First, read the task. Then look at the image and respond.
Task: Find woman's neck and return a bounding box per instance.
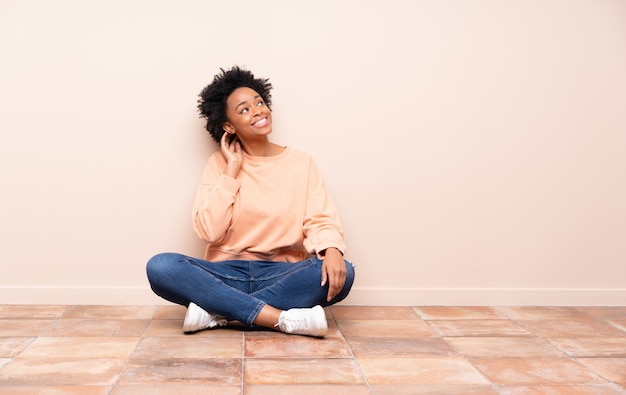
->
[241,139,285,157]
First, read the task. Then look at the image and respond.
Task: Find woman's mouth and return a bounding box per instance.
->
[253,117,268,127]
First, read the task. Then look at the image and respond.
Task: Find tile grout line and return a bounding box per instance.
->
[472,307,626,391]
[428,318,504,394]
[414,307,531,394]
[0,305,54,377]
[334,316,376,395]
[106,305,156,394]
[571,355,626,390]
[2,305,626,392]
[567,309,626,389]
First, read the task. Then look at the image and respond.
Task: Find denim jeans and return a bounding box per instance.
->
[146,252,355,326]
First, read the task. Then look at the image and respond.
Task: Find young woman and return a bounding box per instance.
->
[146,66,355,337]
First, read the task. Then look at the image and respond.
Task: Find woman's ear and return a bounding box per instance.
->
[223,122,235,135]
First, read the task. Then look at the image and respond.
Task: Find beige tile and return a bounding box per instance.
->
[245,358,364,385]
[245,384,371,395]
[577,358,626,386]
[548,337,626,357]
[414,306,504,320]
[18,337,139,359]
[329,306,418,320]
[320,319,344,338]
[64,305,158,320]
[245,335,351,358]
[496,307,592,321]
[142,318,186,336]
[244,320,343,338]
[132,336,241,359]
[4,303,625,394]
[0,320,55,336]
[499,384,626,394]
[0,386,111,395]
[371,384,499,394]
[576,307,626,320]
[446,336,565,358]
[0,357,11,369]
[0,305,71,319]
[235,327,285,338]
[337,319,435,338]
[325,319,343,337]
[347,336,454,358]
[153,304,186,319]
[0,358,125,385]
[143,319,242,337]
[111,385,242,395]
[41,319,149,337]
[0,337,34,358]
[518,317,626,338]
[428,319,530,337]
[357,357,488,385]
[118,358,241,385]
[471,358,606,385]
[607,319,626,332]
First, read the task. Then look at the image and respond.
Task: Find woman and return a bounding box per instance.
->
[146,66,355,337]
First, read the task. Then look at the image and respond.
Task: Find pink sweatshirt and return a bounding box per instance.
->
[192,147,346,263]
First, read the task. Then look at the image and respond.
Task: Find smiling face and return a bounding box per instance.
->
[223,87,272,141]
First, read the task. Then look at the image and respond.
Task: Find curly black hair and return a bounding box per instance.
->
[197,66,273,143]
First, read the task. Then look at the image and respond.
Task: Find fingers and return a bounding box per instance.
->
[221,133,235,149]
[220,132,230,149]
[221,133,242,160]
[327,279,344,302]
[322,255,347,302]
[325,266,346,302]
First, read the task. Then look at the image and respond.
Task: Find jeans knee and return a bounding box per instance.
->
[345,260,356,286]
[146,252,180,284]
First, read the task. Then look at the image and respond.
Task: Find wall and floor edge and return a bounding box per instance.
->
[1,286,625,306]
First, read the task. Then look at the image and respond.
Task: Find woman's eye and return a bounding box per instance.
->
[257,101,263,106]
[240,108,248,114]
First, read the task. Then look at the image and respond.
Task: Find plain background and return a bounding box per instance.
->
[1,0,625,305]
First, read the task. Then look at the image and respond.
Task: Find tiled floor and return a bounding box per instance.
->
[1,305,626,394]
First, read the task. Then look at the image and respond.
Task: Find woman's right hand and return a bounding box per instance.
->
[221,132,243,178]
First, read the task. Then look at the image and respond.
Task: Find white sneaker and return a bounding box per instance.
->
[183,302,228,333]
[277,305,328,337]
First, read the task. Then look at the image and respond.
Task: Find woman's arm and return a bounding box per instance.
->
[302,159,346,257]
[302,158,347,301]
[192,134,243,242]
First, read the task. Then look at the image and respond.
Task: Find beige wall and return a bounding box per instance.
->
[1,0,625,305]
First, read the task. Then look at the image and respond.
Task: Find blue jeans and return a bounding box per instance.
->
[146,253,355,326]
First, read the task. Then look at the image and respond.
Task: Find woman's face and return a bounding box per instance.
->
[223,87,272,140]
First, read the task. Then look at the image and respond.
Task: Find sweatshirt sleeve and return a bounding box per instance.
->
[302,158,346,258]
[192,154,241,243]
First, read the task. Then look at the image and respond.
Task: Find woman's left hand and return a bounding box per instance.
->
[321,248,346,302]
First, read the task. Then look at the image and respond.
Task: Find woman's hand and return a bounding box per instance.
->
[321,248,346,302]
[221,133,243,178]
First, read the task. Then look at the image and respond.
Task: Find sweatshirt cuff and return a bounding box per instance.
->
[316,244,346,259]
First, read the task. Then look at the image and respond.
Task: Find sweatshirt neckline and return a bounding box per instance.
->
[243,146,290,163]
